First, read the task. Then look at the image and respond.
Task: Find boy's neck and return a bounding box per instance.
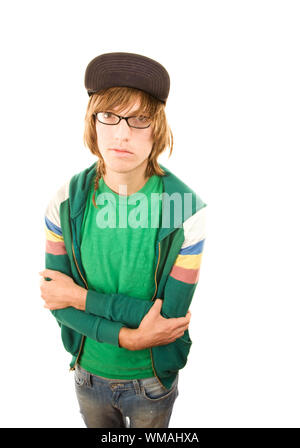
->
[102,162,150,196]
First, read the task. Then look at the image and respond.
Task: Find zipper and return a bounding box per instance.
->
[69,234,88,372]
[151,242,161,302]
[71,239,88,289]
[149,242,168,391]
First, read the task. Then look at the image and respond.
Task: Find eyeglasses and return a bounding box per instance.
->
[94,111,152,129]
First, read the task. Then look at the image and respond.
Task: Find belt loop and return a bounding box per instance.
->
[133,379,141,395]
[86,371,91,387]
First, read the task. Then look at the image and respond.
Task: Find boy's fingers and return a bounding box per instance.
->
[169,316,189,326]
[154,298,163,307]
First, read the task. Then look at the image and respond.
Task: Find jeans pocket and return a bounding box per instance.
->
[141,375,178,401]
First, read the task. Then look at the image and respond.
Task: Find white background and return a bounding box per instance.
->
[0,0,299,428]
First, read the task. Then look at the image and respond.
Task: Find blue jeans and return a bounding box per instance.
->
[74,364,179,428]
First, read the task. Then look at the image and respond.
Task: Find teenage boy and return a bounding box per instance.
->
[40,52,207,428]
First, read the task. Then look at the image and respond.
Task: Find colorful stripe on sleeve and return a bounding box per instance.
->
[169,206,206,284]
[45,216,67,255]
[44,180,70,256]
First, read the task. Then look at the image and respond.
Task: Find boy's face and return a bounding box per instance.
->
[95,98,154,176]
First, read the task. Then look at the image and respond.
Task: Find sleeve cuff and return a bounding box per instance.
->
[86,289,109,317]
[96,319,125,347]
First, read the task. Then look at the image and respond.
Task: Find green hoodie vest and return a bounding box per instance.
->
[44,161,207,390]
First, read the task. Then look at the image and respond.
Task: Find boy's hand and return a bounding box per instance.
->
[39,269,86,310]
[123,298,191,350]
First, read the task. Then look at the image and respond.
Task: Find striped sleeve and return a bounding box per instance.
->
[44,180,70,255]
[43,178,126,347]
[169,205,206,285]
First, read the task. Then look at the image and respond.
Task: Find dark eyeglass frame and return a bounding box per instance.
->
[93,111,152,129]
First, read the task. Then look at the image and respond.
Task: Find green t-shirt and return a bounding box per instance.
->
[78,174,163,379]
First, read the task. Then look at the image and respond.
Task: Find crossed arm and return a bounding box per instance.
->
[39,268,191,350]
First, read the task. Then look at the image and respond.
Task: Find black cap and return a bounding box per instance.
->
[84,52,170,104]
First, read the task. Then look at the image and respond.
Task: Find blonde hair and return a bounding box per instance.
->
[83,86,173,207]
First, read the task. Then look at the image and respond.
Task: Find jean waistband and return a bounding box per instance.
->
[75,363,178,388]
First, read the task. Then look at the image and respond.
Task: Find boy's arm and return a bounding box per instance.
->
[161,204,207,319]
[45,214,153,331]
[44,178,155,331]
[149,204,207,377]
[45,235,127,347]
[44,182,135,347]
